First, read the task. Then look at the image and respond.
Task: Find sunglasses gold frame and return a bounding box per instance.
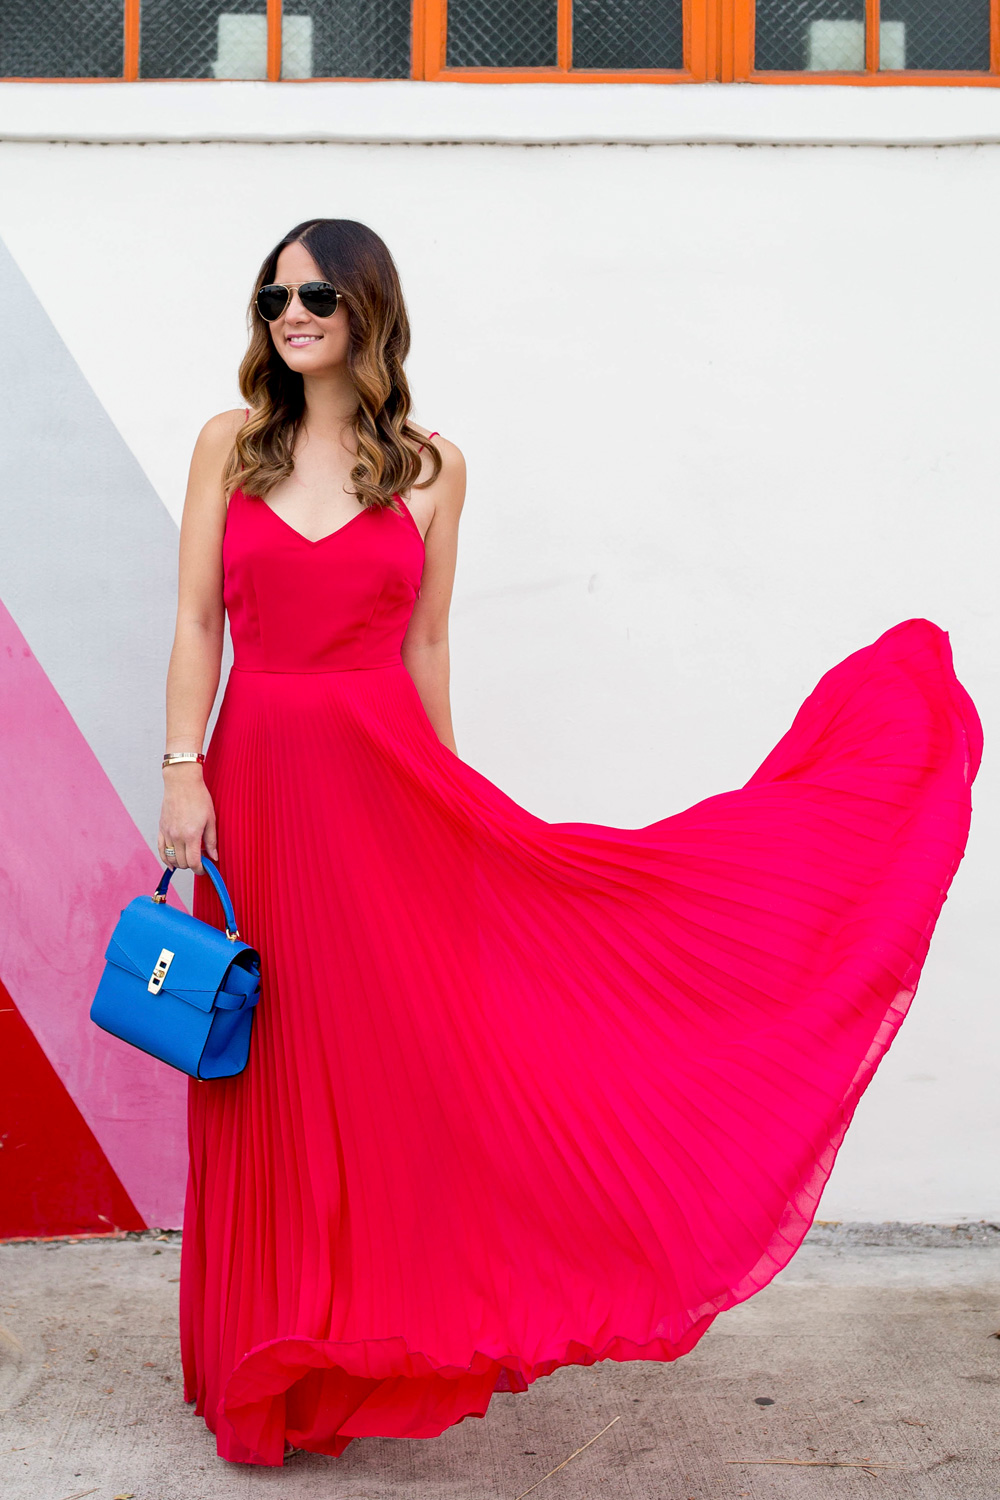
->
[256,281,342,321]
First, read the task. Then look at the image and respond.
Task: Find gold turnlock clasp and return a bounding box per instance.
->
[148,947,175,994]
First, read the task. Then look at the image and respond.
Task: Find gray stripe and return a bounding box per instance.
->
[0,235,229,859]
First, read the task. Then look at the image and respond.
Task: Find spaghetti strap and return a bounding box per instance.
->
[417,430,440,454]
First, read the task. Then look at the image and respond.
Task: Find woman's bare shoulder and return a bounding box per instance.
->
[418,432,466,527]
[182,410,247,514]
[432,435,466,497]
[409,422,465,477]
[196,407,247,454]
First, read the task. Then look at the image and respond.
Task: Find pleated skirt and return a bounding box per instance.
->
[180,617,981,1465]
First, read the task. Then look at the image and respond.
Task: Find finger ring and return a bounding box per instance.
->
[164,846,177,857]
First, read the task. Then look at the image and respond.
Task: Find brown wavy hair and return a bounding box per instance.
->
[223,218,441,507]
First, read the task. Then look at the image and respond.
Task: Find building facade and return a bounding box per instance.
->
[0,2,997,1237]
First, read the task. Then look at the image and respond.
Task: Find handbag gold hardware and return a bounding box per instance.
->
[148,947,175,994]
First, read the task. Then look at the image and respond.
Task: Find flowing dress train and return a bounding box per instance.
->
[180,479,982,1464]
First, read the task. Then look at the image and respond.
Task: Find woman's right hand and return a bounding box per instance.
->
[159,766,219,875]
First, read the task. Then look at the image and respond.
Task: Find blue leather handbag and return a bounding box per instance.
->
[90,854,262,1080]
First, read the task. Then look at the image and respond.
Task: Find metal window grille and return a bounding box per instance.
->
[879,0,991,70]
[280,1,411,79]
[572,0,684,69]
[755,0,867,71]
[140,0,266,79]
[445,0,559,69]
[1,0,124,78]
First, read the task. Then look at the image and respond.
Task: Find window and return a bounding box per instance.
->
[739,0,995,77]
[2,1,997,82]
[138,1,411,79]
[428,0,692,76]
[2,1,125,78]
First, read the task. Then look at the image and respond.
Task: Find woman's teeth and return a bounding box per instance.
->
[288,335,321,346]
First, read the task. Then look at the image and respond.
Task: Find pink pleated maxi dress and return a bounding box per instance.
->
[180,469,982,1465]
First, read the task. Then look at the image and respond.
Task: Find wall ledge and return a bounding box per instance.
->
[1,79,1000,147]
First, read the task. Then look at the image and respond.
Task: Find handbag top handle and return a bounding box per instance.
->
[152,853,241,940]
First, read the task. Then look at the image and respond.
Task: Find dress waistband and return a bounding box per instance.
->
[230,660,405,676]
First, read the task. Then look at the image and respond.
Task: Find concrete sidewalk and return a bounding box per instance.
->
[1,1224,998,1500]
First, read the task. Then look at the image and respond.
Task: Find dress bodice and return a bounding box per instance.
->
[223,486,425,673]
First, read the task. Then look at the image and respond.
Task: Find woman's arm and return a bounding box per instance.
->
[400,438,467,754]
[159,409,243,873]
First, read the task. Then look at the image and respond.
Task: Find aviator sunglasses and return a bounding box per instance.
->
[256,280,342,322]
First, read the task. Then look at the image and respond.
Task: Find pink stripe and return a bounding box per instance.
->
[0,598,187,1227]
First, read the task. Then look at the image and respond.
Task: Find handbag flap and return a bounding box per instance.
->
[104,894,260,1013]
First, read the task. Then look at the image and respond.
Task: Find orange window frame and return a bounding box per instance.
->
[422,0,1000,85]
[2,0,998,85]
[724,0,1000,83]
[414,0,713,81]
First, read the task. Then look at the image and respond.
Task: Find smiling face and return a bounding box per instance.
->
[266,241,351,376]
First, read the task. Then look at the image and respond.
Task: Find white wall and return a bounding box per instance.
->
[1,86,996,1221]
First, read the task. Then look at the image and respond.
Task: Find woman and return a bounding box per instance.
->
[163,217,981,1467]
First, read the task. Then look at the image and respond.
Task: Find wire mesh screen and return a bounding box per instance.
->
[446,0,558,68]
[573,0,684,69]
[754,0,867,70]
[141,0,267,78]
[879,0,990,69]
[1,0,123,77]
[280,1,411,78]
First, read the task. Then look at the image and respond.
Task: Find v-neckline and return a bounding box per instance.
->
[250,490,426,549]
[259,498,369,547]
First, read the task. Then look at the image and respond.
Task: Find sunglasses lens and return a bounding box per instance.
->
[299,282,340,318]
[256,285,289,321]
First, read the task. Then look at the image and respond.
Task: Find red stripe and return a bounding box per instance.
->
[0,977,145,1239]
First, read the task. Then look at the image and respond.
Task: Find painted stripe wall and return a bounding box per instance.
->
[0,122,997,1233]
[0,243,193,1234]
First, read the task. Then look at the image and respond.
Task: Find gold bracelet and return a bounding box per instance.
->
[162,751,205,768]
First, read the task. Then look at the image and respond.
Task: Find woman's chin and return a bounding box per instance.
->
[278,349,340,374]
